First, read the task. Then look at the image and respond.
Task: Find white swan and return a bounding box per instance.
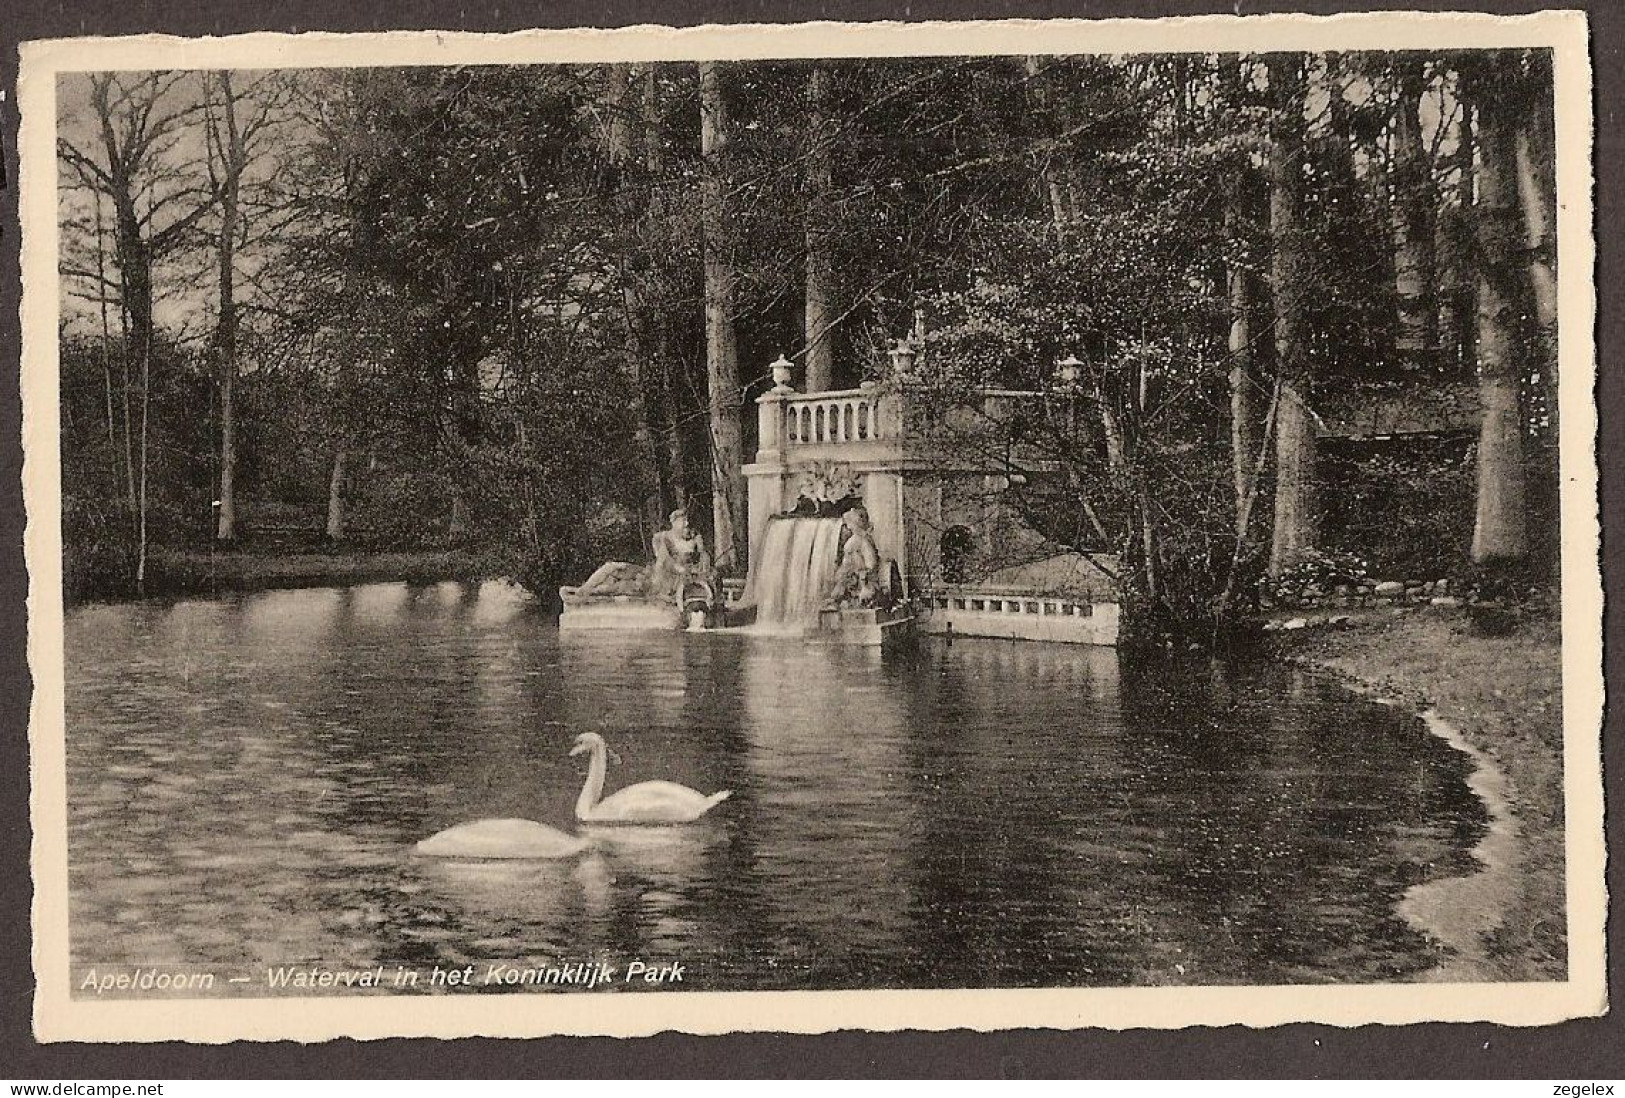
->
[570,732,732,825]
[414,818,589,860]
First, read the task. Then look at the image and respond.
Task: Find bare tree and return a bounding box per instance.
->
[58,72,215,588]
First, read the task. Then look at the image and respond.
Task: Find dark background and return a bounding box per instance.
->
[2,0,1619,1079]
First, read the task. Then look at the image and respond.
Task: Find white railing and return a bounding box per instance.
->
[783,388,888,446]
[919,587,1098,618]
[912,584,1120,645]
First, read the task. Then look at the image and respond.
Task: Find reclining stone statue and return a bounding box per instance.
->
[562,508,717,619]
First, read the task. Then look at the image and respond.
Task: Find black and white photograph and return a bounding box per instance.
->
[18,12,1604,1041]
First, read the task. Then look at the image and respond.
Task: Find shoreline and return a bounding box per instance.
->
[69,546,506,605]
[1275,606,1566,983]
[1396,708,1523,983]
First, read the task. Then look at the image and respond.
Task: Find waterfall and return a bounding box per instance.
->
[742,516,845,628]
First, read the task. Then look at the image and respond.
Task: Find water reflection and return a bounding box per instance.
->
[347,581,411,624]
[64,582,1486,993]
[415,854,610,947]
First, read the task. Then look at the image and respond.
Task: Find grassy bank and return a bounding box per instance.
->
[1276,606,1566,981]
[141,546,505,598]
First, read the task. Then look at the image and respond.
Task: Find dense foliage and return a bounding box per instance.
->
[56,51,1560,629]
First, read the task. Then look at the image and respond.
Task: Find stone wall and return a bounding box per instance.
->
[1261,577,1461,612]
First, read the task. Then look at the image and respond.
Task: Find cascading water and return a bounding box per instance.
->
[741,516,845,630]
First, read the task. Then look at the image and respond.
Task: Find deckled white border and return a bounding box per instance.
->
[21,11,1605,1042]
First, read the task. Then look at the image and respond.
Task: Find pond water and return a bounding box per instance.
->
[64,580,1486,994]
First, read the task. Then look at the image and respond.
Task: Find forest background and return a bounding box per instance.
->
[54,50,1560,639]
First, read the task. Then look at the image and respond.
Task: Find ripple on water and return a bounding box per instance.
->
[63,592,1488,990]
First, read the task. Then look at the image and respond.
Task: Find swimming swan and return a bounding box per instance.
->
[570,732,732,824]
[414,818,589,860]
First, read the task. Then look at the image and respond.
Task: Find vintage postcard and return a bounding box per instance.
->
[19,11,1604,1042]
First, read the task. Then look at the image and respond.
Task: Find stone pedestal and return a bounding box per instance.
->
[811,605,915,648]
[559,598,683,632]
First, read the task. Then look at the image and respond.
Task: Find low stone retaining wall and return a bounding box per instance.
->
[916,588,1121,646]
[1263,577,1460,612]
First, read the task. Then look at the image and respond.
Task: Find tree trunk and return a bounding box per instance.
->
[1438,97,1477,375]
[1219,60,1258,534]
[326,446,347,541]
[448,486,469,544]
[1463,58,1530,564]
[698,61,747,574]
[113,192,152,565]
[1226,210,1257,532]
[1515,55,1557,338]
[803,65,837,393]
[643,65,663,170]
[1098,400,1126,474]
[1391,56,1438,370]
[135,310,152,594]
[1515,133,1557,335]
[645,66,689,509]
[445,347,482,544]
[605,63,632,157]
[1024,56,1072,233]
[118,302,138,547]
[1270,394,1318,575]
[1514,52,1557,445]
[1319,54,1359,196]
[1266,53,1318,578]
[92,194,123,502]
[113,198,155,357]
[218,344,236,540]
[607,63,674,526]
[1217,378,1284,624]
[211,72,245,543]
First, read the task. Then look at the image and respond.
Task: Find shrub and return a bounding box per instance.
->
[1262,548,1370,602]
[62,494,134,601]
[1320,439,1476,578]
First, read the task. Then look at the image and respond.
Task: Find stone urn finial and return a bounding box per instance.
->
[770,354,795,394]
[886,337,918,380]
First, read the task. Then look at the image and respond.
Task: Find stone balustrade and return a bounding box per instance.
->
[783,388,889,447]
[755,381,1056,462]
[754,383,905,462]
